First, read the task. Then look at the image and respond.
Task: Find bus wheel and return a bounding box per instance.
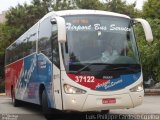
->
[42,90,53,119]
[11,88,20,107]
[101,110,110,114]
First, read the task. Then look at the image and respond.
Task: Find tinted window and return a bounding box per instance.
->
[52,24,59,68]
[38,17,52,60]
[38,17,60,68]
[62,15,140,72]
[26,25,37,55]
[5,24,38,65]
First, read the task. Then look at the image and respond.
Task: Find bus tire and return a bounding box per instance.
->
[101,110,110,114]
[11,88,20,107]
[42,89,53,120]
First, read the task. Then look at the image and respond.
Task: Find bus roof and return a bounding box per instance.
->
[56,9,130,18]
[40,9,130,22]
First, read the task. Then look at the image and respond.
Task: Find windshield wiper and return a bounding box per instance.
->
[75,63,108,74]
[72,64,139,74]
[107,66,139,72]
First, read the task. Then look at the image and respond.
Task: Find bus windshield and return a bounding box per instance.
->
[62,15,140,72]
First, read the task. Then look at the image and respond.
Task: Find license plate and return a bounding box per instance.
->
[102,98,116,104]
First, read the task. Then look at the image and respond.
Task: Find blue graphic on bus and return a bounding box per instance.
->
[96,72,141,91]
[16,53,55,108]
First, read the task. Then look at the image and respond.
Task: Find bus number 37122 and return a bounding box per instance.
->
[75,76,95,83]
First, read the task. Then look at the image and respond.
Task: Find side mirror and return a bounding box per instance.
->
[134,18,153,42]
[51,16,66,43]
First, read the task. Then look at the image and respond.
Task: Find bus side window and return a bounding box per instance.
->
[38,17,52,60]
[26,25,37,55]
[5,49,10,65]
[51,24,60,68]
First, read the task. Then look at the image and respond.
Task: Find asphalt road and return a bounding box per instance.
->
[0,96,160,120]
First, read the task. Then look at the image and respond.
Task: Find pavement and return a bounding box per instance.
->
[0,95,160,120]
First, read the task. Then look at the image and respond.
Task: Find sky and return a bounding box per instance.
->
[0,0,32,13]
[0,0,146,14]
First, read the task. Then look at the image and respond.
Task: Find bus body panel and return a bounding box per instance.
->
[61,71,144,111]
[52,64,62,110]
[82,93,133,111]
[67,73,141,91]
[5,14,62,110]
[81,90,143,111]
[37,53,55,107]
[5,59,23,97]
[5,53,57,108]
[129,90,144,107]
[16,54,37,103]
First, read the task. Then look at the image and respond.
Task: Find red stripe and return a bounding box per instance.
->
[67,74,109,90]
[5,60,23,96]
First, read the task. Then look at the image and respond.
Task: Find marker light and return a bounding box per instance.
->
[64,84,86,94]
[130,82,143,92]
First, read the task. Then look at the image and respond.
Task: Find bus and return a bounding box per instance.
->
[5,10,153,116]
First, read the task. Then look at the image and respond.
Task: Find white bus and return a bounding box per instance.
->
[5,10,153,118]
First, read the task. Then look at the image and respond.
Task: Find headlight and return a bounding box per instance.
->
[130,82,143,92]
[64,84,86,94]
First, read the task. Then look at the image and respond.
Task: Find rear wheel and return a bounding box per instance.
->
[11,88,20,107]
[101,110,110,114]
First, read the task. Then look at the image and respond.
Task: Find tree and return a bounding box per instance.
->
[76,0,105,10]
[5,0,77,43]
[0,23,11,80]
[143,0,160,19]
[53,0,77,10]
[0,23,12,55]
[104,0,138,17]
[136,0,160,81]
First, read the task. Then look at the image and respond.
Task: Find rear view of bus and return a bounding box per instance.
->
[58,10,153,112]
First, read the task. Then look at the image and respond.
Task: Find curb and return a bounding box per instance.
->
[0,93,6,96]
[144,89,160,96]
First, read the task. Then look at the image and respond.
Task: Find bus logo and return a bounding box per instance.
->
[103,76,113,79]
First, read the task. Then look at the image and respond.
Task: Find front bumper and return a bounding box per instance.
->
[63,90,144,111]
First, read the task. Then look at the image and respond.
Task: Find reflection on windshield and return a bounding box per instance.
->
[62,15,140,72]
